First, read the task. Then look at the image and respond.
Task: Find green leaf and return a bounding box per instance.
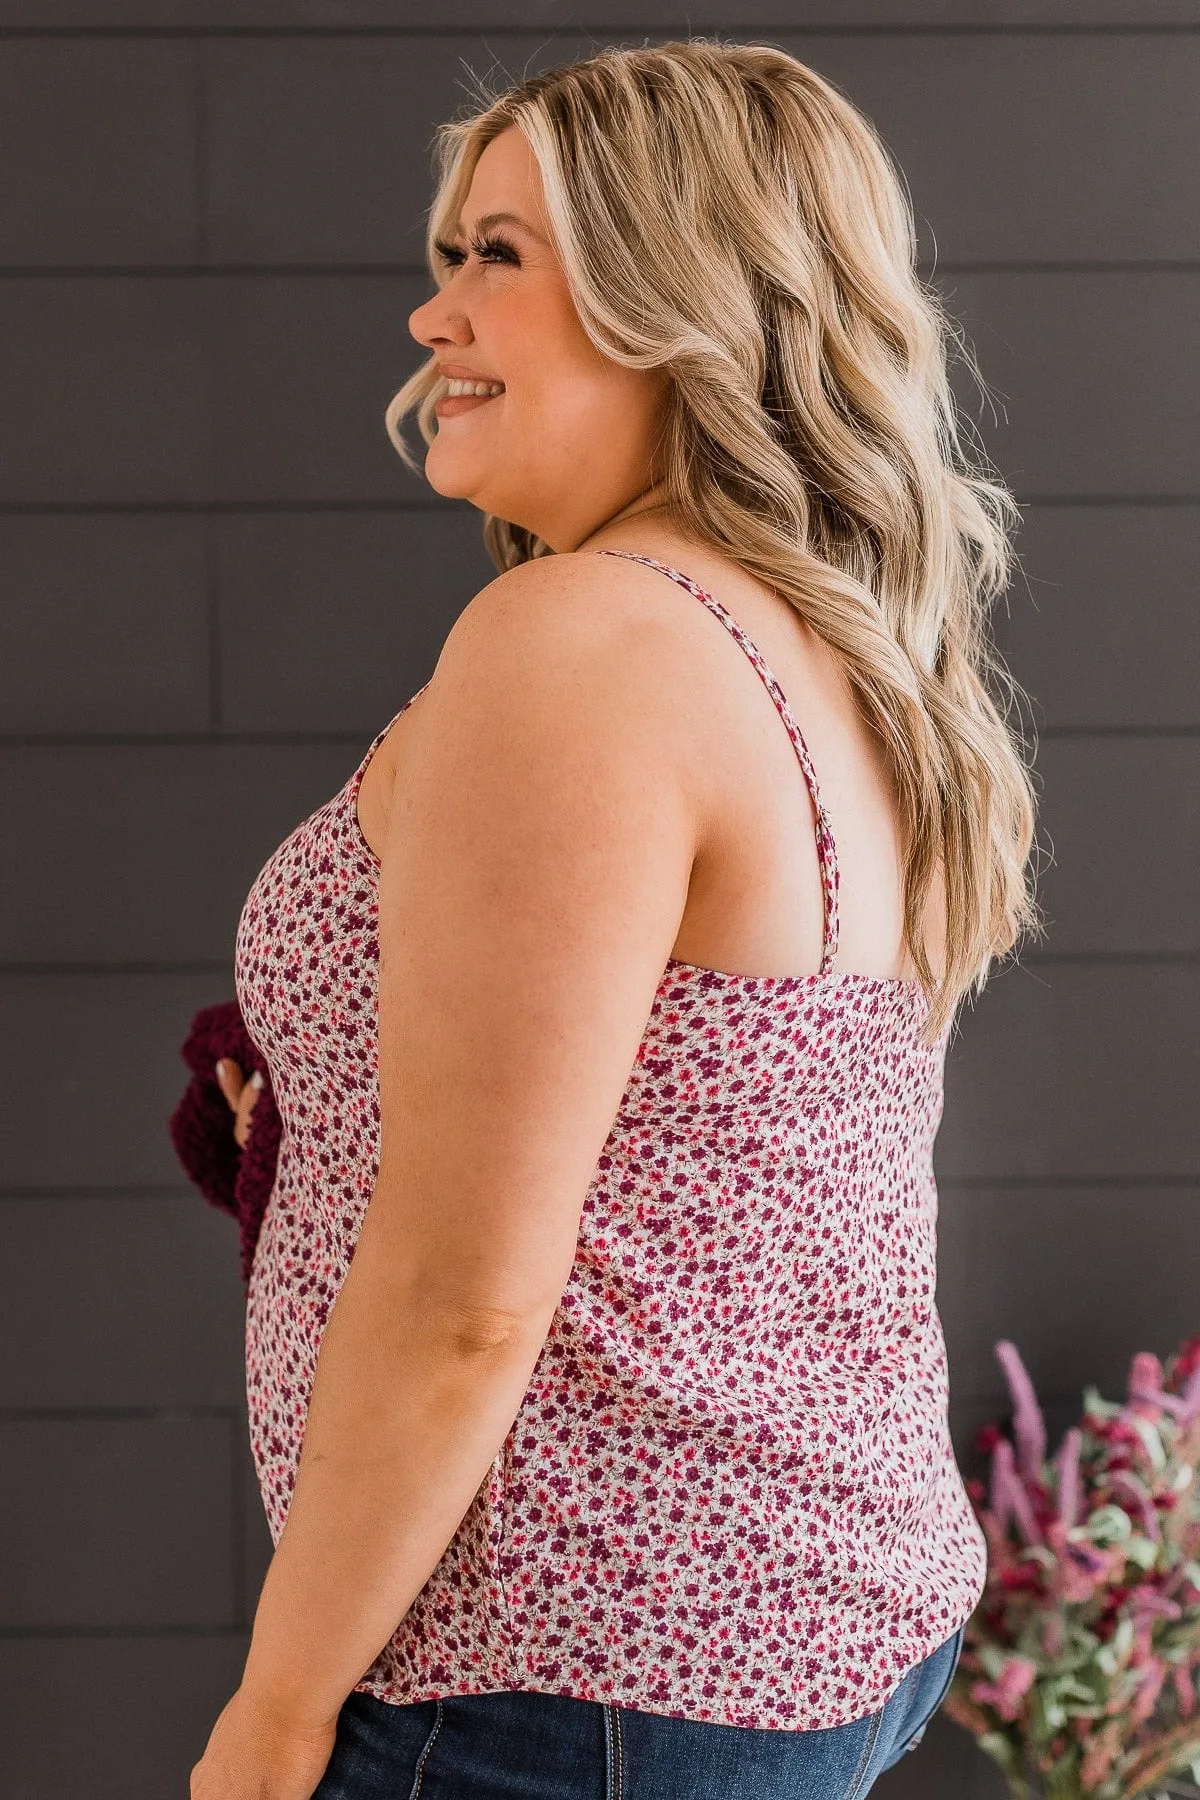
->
[1126,1414,1168,1470]
[1087,1504,1134,1545]
[1054,1676,1102,1704]
[979,1731,1019,1772]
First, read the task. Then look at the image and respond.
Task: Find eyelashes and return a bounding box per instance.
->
[431,232,521,270]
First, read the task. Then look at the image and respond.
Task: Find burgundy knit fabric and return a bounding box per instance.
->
[168,999,282,1286]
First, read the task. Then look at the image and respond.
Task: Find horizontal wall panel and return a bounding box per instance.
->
[3,967,1195,1192]
[4,273,1195,503]
[0,1415,235,1627]
[4,725,1193,964]
[0,1635,251,1800]
[202,32,1200,266]
[0,276,427,504]
[995,504,1200,729]
[0,515,210,733]
[205,34,497,266]
[215,507,491,731]
[0,274,1179,505]
[219,505,1200,735]
[0,742,363,961]
[937,1182,1200,1404]
[937,962,1200,1181]
[0,40,197,265]
[0,279,211,504]
[0,972,234,1187]
[203,275,427,501]
[2,3,1198,28]
[1032,737,1200,953]
[804,32,1200,266]
[944,272,1200,498]
[0,1197,245,1407]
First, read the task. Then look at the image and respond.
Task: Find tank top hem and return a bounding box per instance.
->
[347,1558,986,1732]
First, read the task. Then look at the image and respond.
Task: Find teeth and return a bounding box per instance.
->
[446,379,504,397]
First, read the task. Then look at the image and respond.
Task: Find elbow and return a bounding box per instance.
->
[424,1295,554,1360]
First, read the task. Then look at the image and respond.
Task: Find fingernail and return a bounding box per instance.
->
[249,1070,264,1090]
[214,1060,225,1081]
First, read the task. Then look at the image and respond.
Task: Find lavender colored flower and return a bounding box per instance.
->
[989,1436,1044,1547]
[1108,1469,1162,1543]
[950,1332,1200,1800]
[995,1339,1047,1488]
[1053,1426,1082,1528]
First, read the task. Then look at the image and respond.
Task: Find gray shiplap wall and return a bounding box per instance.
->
[1,9,1197,1795]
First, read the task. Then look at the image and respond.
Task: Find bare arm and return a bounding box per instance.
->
[235,555,700,1728]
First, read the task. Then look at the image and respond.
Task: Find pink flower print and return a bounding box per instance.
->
[230,577,989,1734]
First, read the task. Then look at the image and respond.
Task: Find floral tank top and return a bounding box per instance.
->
[234,549,987,1733]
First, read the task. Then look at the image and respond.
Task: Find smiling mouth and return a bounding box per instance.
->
[435,389,505,417]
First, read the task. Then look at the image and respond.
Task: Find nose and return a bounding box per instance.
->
[408,290,471,351]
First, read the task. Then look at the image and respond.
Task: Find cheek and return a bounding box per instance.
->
[511,370,613,443]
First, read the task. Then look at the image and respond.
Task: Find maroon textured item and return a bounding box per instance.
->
[167,999,282,1286]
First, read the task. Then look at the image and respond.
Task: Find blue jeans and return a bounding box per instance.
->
[312,1624,965,1799]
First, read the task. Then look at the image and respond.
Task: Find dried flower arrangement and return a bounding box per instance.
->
[945,1334,1200,1800]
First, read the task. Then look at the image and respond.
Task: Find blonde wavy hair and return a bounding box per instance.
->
[385,37,1039,1041]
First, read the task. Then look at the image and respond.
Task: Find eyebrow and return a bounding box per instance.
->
[452,209,549,246]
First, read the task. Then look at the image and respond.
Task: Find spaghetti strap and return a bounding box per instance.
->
[595,548,840,975]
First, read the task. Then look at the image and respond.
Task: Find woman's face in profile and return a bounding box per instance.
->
[407,124,670,551]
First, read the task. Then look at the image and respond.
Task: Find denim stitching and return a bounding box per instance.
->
[603,1704,624,1800]
[408,1699,444,1800]
[929,1627,965,1717]
[842,1706,885,1800]
[904,1624,966,1754]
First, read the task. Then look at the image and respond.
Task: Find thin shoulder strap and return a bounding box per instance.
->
[596,549,840,975]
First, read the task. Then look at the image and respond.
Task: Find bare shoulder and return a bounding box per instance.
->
[430,550,702,720]
[375,549,706,947]
[445,549,686,655]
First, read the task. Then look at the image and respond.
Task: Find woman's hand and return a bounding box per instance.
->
[189,1685,339,1800]
[215,1057,264,1149]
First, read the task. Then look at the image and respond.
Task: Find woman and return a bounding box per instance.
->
[192,38,1037,1800]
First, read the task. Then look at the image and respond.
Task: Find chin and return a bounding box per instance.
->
[426,448,521,520]
[422,444,481,502]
